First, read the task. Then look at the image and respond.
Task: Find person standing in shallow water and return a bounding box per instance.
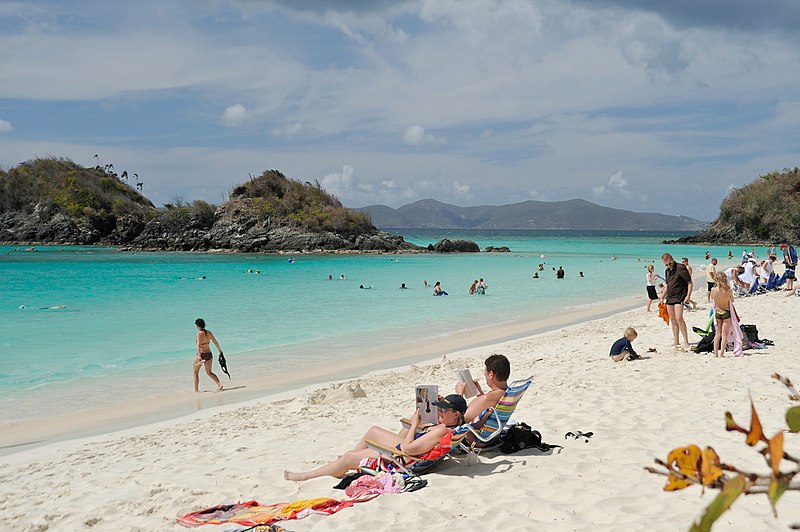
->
[194,318,224,392]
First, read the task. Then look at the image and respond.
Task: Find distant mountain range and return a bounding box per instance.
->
[355,198,707,231]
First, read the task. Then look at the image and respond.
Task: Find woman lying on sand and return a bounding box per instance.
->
[284,395,468,481]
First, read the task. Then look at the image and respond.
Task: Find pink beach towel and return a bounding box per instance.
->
[728,301,744,357]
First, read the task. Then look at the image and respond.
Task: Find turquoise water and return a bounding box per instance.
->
[0,232,766,422]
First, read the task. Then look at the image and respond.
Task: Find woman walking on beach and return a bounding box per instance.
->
[194,318,224,392]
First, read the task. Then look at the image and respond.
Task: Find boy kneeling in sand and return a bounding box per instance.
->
[609,327,640,362]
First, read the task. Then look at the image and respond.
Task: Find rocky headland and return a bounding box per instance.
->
[665,167,800,245]
[0,158,420,252]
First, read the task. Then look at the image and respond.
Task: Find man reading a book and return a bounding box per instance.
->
[456,354,510,422]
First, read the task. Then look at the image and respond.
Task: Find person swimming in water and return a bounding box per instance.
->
[194,318,224,392]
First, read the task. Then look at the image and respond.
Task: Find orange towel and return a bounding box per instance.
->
[178,498,357,527]
[658,302,670,325]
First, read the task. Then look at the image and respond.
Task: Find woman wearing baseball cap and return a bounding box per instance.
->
[284,394,467,482]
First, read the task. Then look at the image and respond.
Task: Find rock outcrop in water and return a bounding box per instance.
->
[426,238,481,252]
[665,167,800,245]
[0,158,421,252]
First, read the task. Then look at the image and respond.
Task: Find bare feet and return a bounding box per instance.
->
[217,384,224,392]
[284,470,306,481]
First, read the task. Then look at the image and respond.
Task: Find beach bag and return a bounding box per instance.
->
[499,423,561,453]
[790,245,798,266]
[693,333,715,353]
[740,324,760,343]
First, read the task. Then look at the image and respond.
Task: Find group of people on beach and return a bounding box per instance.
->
[636,244,797,359]
[283,354,512,481]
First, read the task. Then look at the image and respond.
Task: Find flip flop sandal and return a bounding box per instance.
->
[565,431,594,443]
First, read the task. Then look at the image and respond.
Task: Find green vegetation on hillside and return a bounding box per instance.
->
[0,158,381,246]
[704,167,800,242]
[0,157,155,220]
[229,169,375,235]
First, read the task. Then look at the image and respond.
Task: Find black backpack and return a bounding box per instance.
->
[499,422,562,453]
[740,324,760,343]
[693,332,715,353]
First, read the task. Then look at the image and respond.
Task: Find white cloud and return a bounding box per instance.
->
[453,181,471,195]
[594,170,633,199]
[608,170,628,189]
[528,189,548,201]
[0,118,12,132]
[403,125,445,146]
[320,164,356,197]
[221,104,249,127]
[271,121,315,138]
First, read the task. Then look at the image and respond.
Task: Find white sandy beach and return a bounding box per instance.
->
[2,287,800,531]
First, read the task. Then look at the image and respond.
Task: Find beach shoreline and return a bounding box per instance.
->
[1,263,720,456]
[2,280,800,530]
[1,290,648,455]
[2,283,800,531]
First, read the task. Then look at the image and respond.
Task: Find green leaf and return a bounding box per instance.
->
[689,475,746,532]
[768,476,790,516]
[787,406,800,432]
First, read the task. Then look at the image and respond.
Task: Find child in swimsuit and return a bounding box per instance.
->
[711,272,733,358]
[609,327,639,362]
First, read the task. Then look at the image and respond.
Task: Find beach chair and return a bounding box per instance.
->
[457,376,533,453]
[692,309,715,337]
[399,376,534,453]
[747,278,760,296]
[363,411,492,478]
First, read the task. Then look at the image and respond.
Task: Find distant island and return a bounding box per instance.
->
[356,198,706,231]
[669,167,800,245]
[0,158,419,252]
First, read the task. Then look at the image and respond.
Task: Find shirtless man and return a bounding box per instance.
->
[398,354,510,439]
[456,354,510,422]
[194,318,224,392]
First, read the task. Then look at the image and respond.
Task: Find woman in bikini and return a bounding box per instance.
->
[711,272,733,358]
[194,318,224,392]
[284,394,467,481]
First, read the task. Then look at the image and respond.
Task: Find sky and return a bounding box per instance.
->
[1,1,799,220]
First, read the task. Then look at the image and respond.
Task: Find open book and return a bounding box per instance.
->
[415,384,439,425]
[457,369,479,398]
